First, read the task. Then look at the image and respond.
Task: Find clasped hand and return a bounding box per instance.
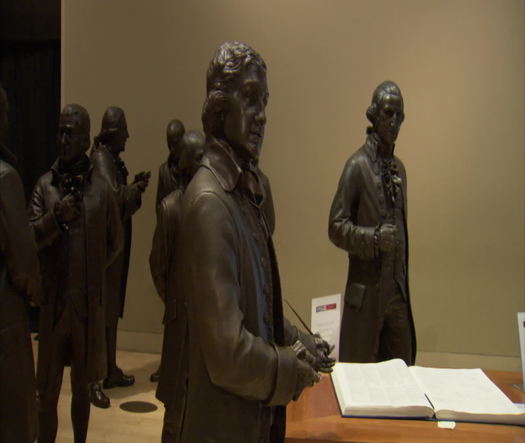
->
[54,193,81,223]
[379,223,397,253]
[292,333,336,400]
[133,170,151,192]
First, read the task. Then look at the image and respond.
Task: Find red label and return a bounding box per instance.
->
[316,303,337,312]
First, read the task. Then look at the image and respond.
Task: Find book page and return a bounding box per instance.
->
[409,366,525,425]
[331,359,432,417]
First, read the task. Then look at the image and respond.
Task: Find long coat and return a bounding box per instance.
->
[90,145,141,320]
[155,160,180,208]
[149,189,183,323]
[165,141,300,443]
[152,188,188,434]
[154,157,283,426]
[329,135,416,364]
[28,160,123,383]
[0,145,41,443]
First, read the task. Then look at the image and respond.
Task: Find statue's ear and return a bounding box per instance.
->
[214,94,230,114]
[203,92,229,136]
[366,103,376,126]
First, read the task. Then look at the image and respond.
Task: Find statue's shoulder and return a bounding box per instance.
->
[183,166,236,220]
[0,158,15,178]
[159,189,183,223]
[394,154,406,169]
[344,143,370,171]
[0,160,24,198]
[352,143,369,159]
[90,145,112,164]
[158,161,168,176]
[185,166,221,198]
[161,188,182,209]
[35,169,54,187]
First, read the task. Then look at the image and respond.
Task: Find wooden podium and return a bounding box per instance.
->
[285,371,525,443]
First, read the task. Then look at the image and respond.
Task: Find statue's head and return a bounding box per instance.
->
[166,119,185,161]
[0,84,8,143]
[202,41,268,165]
[58,104,91,165]
[179,129,205,185]
[366,80,404,146]
[95,106,129,154]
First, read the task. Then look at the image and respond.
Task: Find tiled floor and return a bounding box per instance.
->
[35,339,165,442]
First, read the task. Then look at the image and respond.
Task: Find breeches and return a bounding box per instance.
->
[38,305,89,403]
[339,284,412,365]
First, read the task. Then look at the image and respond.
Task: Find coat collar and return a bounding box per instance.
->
[201,139,243,193]
[364,132,396,164]
[50,156,93,187]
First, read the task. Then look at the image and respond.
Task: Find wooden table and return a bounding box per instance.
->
[286,371,525,442]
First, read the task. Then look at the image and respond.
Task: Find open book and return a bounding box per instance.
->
[331,359,525,426]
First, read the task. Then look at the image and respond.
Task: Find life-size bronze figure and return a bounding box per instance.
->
[161,41,334,443]
[29,104,123,442]
[89,106,150,407]
[0,85,41,443]
[149,120,192,383]
[151,130,205,440]
[156,119,185,208]
[150,130,204,303]
[329,81,416,365]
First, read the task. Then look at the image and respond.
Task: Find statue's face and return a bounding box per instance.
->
[223,63,268,164]
[58,113,88,165]
[374,93,404,146]
[180,147,201,183]
[180,135,204,181]
[168,133,184,160]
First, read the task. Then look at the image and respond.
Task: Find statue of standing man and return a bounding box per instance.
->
[329,81,416,365]
[29,104,123,442]
[162,41,332,443]
[89,106,150,407]
[156,119,185,208]
[0,84,41,443]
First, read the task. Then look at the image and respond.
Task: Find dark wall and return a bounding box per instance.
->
[0,0,60,41]
[0,0,60,198]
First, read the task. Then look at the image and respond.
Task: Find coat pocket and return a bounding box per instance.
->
[344,283,366,309]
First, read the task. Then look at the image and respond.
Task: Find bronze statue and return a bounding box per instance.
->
[149,121,193,384]
[150,130,204,305]
[329,81,416,365]
[0,84,41,443]
[88,106,150,407]
[150,131,204,440]
[28,104,123,442]
[155,119,185,207]
[150,129,204,385]
[159,41,333,443]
